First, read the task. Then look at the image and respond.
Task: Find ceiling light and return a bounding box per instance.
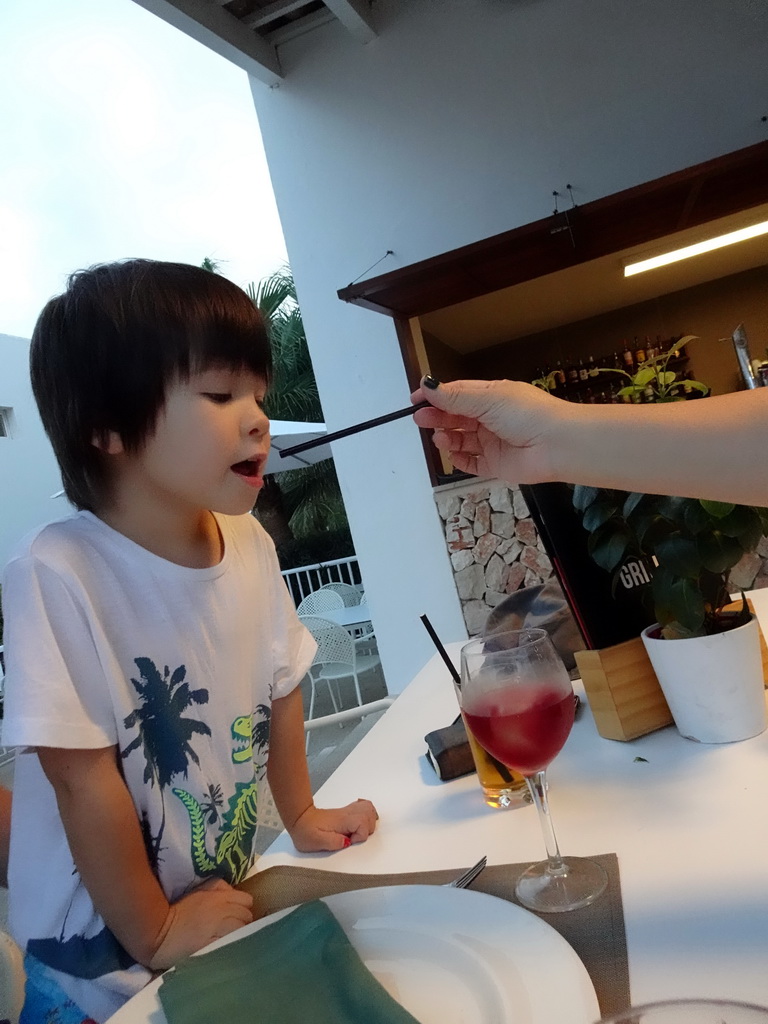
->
[624,219,768,277]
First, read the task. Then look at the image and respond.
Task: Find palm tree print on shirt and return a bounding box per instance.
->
[201,783,224,825]
[121,657,211,868]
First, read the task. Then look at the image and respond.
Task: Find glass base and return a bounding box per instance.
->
[481,783,532,809]
[515,856,608,913]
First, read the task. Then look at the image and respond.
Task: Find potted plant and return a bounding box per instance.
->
[569,343,768,742]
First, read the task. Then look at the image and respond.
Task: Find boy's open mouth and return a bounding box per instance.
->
[231,459,261,478]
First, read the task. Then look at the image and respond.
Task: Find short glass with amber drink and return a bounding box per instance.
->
[459,706,529,808]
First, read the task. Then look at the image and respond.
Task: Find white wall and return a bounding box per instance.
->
[0,333,65,572]
[249,0,768,691]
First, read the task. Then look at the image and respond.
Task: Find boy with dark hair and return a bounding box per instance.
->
[1,259,377,1023]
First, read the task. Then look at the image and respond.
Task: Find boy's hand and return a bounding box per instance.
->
[149,878,254,971]
[288,800,378,852]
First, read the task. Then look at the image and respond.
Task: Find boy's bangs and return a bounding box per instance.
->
[176,280,272,382]
[186,322,271,381]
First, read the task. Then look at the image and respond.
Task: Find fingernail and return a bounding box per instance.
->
[422,375,441,390]
[343,836,352,848]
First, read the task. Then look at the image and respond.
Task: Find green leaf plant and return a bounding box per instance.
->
[534,336,767,640]
[597,336,709,403]
[572,485,768,640]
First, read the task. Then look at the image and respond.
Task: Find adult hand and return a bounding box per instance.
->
[412,377,568,486]
[288,799,379,852]
[149,878,254,970]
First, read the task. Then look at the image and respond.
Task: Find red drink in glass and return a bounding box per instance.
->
[464,686,575,775]
[460,628,607,912]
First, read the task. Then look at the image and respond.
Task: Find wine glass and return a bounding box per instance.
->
[598,1000,768,1024]
[460,627,607,912]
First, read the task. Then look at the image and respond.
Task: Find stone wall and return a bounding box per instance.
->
[434,477,768,637]
[433,477,554,636]
[728,541,768,592]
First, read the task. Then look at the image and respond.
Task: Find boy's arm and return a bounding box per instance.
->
[37,745,252,968]
[267,686,378,851]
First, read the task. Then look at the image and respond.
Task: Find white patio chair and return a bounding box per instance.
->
[319,583,376,651]
[303,696,394,758]
[296,589,344,616]
[319,582,363,607]
[299,615,381,721]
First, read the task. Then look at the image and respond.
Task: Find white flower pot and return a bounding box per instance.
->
[641,616,766,743]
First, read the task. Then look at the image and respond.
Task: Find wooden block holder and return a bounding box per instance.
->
[575,600,768,742]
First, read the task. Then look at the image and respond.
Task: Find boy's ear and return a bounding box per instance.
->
[91,430,124,455]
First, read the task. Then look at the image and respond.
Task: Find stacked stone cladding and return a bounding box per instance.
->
[434,478,768,637]
[433,477,554,636]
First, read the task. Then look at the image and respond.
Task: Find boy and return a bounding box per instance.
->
[1,260,378,1023]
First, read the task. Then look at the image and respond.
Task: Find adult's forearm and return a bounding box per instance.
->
[551,389,768,505]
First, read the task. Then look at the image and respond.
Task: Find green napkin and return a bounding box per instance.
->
[158,900,421,1024]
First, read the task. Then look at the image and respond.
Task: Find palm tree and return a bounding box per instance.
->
[247,267,322,424]
[121,657,211,865]
[248,267,353,558]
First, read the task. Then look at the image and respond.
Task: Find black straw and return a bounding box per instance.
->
[421,615,515,783]
[420,614,461,686]
[280,399,431,459]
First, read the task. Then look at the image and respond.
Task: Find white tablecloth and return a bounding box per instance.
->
[260,589,768,1007]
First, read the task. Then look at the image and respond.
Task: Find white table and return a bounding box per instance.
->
[317,603,372,632]
[261,590,768,1008]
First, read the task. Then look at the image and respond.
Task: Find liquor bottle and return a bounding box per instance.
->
[588,354,599,378]
[622,340,634,369]
[554,360,566,388]
[578,358,589,382]
[567,361,579,386]
[634,336,646,364]
[645,335,656,360]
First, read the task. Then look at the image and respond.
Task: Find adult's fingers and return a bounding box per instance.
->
[412,405,480,430]
[416,378,504,418]
[431,428,483,456]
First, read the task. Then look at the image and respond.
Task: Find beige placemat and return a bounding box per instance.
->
[238,852,628,1017]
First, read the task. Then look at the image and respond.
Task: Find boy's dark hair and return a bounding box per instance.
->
[30,259,272,512]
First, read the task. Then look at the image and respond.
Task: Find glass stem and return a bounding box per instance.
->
[525,770,567,876]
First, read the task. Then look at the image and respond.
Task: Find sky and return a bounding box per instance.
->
[0,0,288,339]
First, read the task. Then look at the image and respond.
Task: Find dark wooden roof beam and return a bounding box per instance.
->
[337,140,768,319]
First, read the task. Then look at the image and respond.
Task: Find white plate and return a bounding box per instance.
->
[107,884,599,1024]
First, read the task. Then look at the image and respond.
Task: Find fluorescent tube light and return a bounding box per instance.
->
[624,219,768,277]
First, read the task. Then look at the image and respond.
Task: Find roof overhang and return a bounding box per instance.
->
[130,0,375,85]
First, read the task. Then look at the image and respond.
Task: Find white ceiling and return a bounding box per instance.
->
[420,202,768,353]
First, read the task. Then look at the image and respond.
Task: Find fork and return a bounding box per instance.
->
[445,855,487,889]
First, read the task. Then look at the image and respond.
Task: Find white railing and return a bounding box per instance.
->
[281,555,361,607]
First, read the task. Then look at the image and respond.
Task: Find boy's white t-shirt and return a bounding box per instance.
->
[1,510,316,1022]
